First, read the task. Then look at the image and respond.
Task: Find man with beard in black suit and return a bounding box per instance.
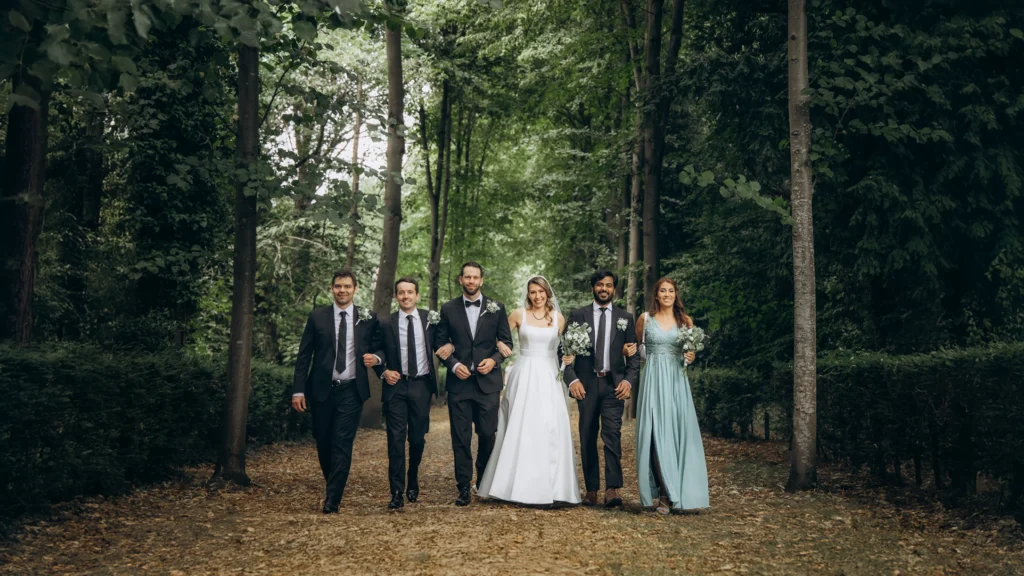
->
[563,270,641,508]
[432,262,513,506]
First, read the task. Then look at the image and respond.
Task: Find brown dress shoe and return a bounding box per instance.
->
[604,488,623,508]
[581,491,598,506]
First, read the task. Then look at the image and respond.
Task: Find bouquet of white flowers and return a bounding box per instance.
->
[560,322,593,357]
[676,326,706,354]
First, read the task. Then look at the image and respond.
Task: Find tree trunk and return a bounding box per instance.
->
[364,15,405,429]
[428,81,452,311]
[346,76,363,270]
[785,0,818,492]
[0,74,49,345]
[216,45,260,486]
[621,0,644,316]
[640,0,664,311]
[615,83,630,300]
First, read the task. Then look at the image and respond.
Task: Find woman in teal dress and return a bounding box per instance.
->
[635,277,709,513]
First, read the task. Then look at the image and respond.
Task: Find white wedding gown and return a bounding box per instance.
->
[477,310,581,505]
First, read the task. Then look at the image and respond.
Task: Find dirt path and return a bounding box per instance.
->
[1,406,1021,575]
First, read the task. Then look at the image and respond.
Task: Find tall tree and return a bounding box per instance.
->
[364,4,406,428]
[215,44,261,486]
[346,75,363,269]
[641,0,685,310]
[621,0,645,315]
[785,0,817,492]
[0,72,49,345]
[426,79,453,310]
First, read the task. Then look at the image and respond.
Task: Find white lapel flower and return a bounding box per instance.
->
[428,310,440,325]
[484,300,500,315]
[356,307,372,324]
[616,318,628,332]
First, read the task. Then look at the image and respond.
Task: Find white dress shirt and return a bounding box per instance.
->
[399,309,430,377]
[333,302,356,381]
[463,294,482,338]
[453,294,483,374]
[593,301,614,373]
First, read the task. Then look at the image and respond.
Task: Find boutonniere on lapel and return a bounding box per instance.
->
[428,310,440,325]
[483,300,500,315]
[356,308,372,324]
[616,318,628,332]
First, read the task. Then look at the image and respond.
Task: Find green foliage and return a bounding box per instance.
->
[692,343,1024,501]
[0,344,301,523]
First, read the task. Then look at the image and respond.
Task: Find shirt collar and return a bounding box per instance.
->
[334,302,354,316]
[463,294,483,304]
[593,301,611,313]
[399,308,418,321]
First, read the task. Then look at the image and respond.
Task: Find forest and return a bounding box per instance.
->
[1,0,1023,558]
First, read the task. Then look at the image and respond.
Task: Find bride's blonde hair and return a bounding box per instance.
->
[525,276,555,326]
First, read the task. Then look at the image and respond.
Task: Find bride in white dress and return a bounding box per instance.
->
[477,276,581,505]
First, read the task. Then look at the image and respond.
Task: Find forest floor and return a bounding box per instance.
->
[1,406,1022,575]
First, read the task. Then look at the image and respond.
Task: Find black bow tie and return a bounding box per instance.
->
[465,299,481,308]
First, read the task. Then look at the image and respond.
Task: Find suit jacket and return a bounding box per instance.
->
[432,295,513,395]
[372,308,439,398]
[562,304,640,391]
[293,304,381,403]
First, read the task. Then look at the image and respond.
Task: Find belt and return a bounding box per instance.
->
[331,378,356,388]
[596,371,611,378]
[402,374,431,381]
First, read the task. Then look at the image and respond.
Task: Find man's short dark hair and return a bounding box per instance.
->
[332,269,358,287]
[460,261,484,277]
[590,270,618,288]
[395,276,420,293]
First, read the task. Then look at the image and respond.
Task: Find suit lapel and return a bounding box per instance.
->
[583,305,596,349]
[327,306,338,352]
[391,311,402,368]
[472,295,487,344]
[454,296,474,343]
[418,308,432,367]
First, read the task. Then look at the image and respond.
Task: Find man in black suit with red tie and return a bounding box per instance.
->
[292,270,381,514]
[432,262,513,506]
[367,277,440,511]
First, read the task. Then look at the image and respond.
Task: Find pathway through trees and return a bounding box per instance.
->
[2,408,1021,575]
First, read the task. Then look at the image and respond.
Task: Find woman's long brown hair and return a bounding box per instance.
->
[525,276,555,326]
[647,277,693,328]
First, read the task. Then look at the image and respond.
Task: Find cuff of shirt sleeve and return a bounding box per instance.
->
[292,392,305,398]
[453,363,465,373]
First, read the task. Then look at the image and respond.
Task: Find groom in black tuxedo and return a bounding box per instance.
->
[432,262,513,506]
[563,270,641,508]
[369,277,439,511]
[292,270,381,513]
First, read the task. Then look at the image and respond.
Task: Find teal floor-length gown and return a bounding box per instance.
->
[636,318,710,510]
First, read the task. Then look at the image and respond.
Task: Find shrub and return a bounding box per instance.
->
[0,344,302,521]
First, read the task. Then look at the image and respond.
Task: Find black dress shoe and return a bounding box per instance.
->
[455,485,471,507]
[388,491,404,511]
[406,488,419,503]
[322,499,340,514]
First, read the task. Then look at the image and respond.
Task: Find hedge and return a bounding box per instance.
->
[0,344,301,521]
[691,343,1024,502]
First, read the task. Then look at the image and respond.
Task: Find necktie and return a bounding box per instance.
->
[406,314,418,377]
[596,307,608,373]
[465,299,481,308]
[336,310,348,375]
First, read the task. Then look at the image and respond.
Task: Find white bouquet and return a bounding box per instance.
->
[676,326,706,354]
[560,322,593,357]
